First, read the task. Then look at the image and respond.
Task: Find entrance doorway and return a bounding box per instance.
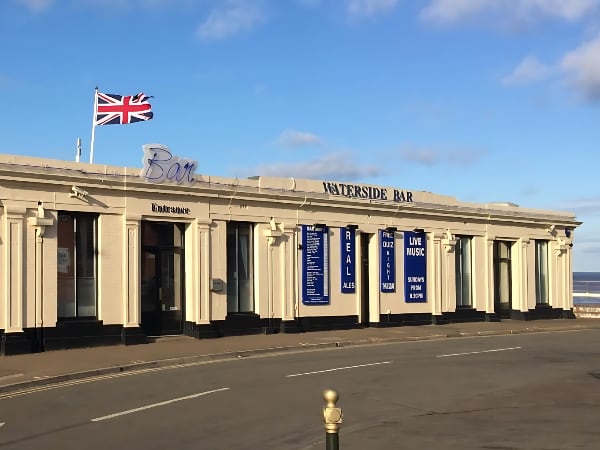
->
[493,241,512,319]
[141,222,185,336]
[360,233,371,326]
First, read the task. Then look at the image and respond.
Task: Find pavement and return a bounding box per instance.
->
[2,318,600,394]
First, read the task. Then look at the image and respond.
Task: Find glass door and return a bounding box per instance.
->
[141,222,185,336]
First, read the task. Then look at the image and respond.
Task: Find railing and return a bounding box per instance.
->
[573,280,600,297]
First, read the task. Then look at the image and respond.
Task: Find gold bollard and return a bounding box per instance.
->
[323,389,343,450]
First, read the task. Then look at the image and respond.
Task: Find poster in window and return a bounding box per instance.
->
[302,225,330,305]
[57,247,70,274]
[404,231,427,303]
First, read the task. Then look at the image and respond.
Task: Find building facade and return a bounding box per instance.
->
[0,146,581,355]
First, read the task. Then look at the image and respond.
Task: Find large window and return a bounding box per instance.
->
[455,236,472,307]
[535,240,549,305]
[227,222,254,313]
[57,212,98,318]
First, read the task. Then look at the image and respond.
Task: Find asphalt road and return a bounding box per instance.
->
[1,330,600,450]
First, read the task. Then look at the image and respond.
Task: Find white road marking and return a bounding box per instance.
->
[0,422,5,428]
[286,361,392,378]
[436,346,522,358]
[0,374,24,382]
[91,387,230,422]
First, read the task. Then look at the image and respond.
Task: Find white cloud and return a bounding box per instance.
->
[17,0,54,13]
[278,129,322,148]
[346,0,399,18]
[560,35,600,101]
[421,0,600,24]
[400,145,484,166]
[247,153,383,181]
[503,56,553,85]
[567,197,600,216]
[401,147,439,166]
[196,0,265,41]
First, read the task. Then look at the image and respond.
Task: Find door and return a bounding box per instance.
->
[494,241,512,319]
[141,222,185,336]
[360,233,371,326]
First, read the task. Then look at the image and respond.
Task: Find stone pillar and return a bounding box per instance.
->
[430,232,444,323]
[440,231,457,314]
[516,238,531,313]
[27,203,53,352]
[198,221,212,324]
[263,224,282,334]
[281,224,301,332]
[484,237,496,319]
[121,215,145,344]
[1,206,27,354]
[554,237,573,315]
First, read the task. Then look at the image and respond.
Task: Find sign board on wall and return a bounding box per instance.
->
[302,225,330,305]
[340,227,356,293]
[141,144,198,185]
[404,231,427,302]
[380,230,396,292]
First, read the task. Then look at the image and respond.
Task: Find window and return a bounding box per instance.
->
[455,236,472,307]
[535,240,549,305]
[57,212,98,318]
[227,222,254,313]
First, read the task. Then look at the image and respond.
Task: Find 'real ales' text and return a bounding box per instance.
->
[323,182,413,203]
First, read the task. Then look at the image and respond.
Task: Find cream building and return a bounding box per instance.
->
[0,145,581,355]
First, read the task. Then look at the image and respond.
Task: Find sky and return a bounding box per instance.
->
[1,0,599,271]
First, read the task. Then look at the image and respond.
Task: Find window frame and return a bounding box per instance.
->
[57,211,98,320]
[455,235,473,308]
[226,221,255,314]
[535,240,549,305]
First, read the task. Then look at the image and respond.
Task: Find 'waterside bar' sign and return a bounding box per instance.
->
[323,182,413,203]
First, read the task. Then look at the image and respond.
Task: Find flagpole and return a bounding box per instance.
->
[90,86,98,164]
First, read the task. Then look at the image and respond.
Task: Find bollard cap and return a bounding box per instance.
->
[323,389,339,406]
[323,389,342,432]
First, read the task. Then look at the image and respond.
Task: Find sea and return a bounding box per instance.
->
[573,272,600,305]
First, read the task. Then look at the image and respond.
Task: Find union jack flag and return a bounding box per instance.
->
[95,92,153,126]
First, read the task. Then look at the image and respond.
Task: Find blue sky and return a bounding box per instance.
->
[1,0,599,271]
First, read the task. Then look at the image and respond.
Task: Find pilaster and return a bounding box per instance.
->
[3,206,26,333]
[517,238,531,311]
[198,221,212,323]
[123,215,141,328]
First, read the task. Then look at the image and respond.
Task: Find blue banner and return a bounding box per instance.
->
[380,230,396,292]
[340,227,355,293]
[404,231,427,303]
[302,225,330,305]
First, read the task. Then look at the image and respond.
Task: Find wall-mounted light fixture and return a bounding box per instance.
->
[385,226,397,233]
[565,228,572,238]
[313,223,326,230]
[346,224,359,230]
[413,228,425,233]
[70,185,89,201]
